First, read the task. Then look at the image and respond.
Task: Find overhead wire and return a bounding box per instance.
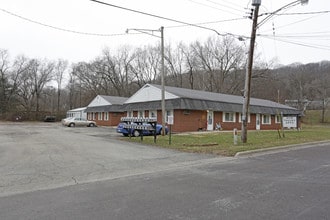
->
[186,0,243,17]
[260,35,330,51]
[203,0,246,13]
[257,0,301,27]
[0,6,245,39]
[219,0,245,10]
[165,17,246,28]
[259,33,330,40]
[0,7,129,37]
[260,15,321,34]
[263,10,330,16]
[90,0,225,36]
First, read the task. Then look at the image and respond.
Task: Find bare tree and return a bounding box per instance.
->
[190,36,245,93]
[15,59,55,119]
[164,43,185,87]
[0,49,10,116]
[54,59,68,114]
[180,43,196,89]
[130,45,161,88]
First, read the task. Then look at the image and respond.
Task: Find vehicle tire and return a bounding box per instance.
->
[133,130,140,137]
[89,123,95,127]
[69,123,75,127]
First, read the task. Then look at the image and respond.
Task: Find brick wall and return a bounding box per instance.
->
[88,112,125,126]
[117,110,298,132]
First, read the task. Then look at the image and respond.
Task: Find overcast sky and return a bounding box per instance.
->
[1,0,329,65]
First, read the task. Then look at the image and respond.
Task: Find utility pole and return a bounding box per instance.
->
[126,27,166,135]
[160,26,166,136]
[241,0,261,143]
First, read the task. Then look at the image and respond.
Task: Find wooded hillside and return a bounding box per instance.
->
[1,37,329,121]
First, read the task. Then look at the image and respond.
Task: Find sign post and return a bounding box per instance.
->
[233,128,238,145]
[167,116,174,145]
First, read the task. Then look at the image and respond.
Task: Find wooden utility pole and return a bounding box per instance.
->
[160,26,166,136]
[241,0,261,143]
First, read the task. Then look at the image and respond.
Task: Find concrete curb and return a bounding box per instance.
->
[234,140,330,157]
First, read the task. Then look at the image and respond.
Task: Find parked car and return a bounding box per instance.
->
[61,117,97,127]
[117,122,168,137]
[44,115,56,122]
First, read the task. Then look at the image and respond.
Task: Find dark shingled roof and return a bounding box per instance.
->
[150,84,299,112]
[86,104,124,113]
[86,85,301,115]
[86,96,128,112]
[99,95,128,105]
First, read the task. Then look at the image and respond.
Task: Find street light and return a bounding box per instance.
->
[126,27,166,136]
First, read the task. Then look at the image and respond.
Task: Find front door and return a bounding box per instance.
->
[207,111,214,131]
[256,114,261,130]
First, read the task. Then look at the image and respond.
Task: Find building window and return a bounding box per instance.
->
[262,115,271,124]
[223,112,236,122]
[127,111,133,117]
[104,112,109,121]
[92,112,96,120]
[98,112,103,120]
[87,113,91,120]
[239,113,250,123]
[138,110,145,118]
[183,110,190,115]
[275,115,281,124]
[149,110,157,119]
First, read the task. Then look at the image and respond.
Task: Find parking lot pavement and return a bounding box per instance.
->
[0,122,222,197]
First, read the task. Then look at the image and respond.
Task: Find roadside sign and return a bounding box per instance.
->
[282,116,297,128]
[167,116,174,125]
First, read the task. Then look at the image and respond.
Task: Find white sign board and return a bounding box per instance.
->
[167,116,174,125]
[282,116,297,128]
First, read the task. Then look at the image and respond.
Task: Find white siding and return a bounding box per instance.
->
[125,84,178,104]
[88,95,111,107]
[66,107,87,119]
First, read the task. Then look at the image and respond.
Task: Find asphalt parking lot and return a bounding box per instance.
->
[0,122,220,197]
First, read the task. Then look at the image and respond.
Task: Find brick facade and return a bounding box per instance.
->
[126,109,299,132]
[87,112,125,126]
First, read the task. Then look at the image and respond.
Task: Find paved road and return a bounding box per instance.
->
[0,122,217,197]
[1,122,330,219]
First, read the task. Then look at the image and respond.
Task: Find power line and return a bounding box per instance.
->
[0,6,245,40]
[259,33,330,40]
[0,7,128,37]
[257,1,301,27]
[260,15,320,33]
[260,35,330,51]
[261,10,330,16]
[204,0,246,13]
[89,0,224,36]
[219,0,245,10]
[187,0,243,16]
[165,17,246,28]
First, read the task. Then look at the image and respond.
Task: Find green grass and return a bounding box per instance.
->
[303,110,330,124]
[121,124,330,156]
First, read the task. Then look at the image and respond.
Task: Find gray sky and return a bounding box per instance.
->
[1,0,329,65]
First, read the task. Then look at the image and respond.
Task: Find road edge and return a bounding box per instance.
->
[235,140,330,157]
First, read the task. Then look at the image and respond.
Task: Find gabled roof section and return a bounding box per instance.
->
[68,107,86,112]
[150,84,297,110]
[125,84,178,104]
[88,95,128,107]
